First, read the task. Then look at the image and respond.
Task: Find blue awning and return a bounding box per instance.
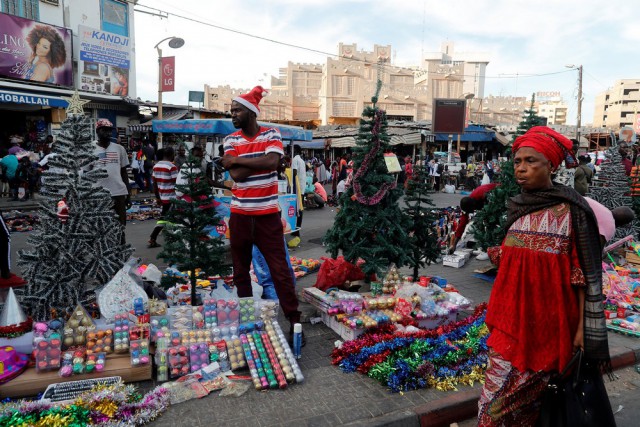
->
[300,140,326,149]
[152,119,312,140]
[434,125,497,142]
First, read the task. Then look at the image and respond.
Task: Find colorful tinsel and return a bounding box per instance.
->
[331,303,489,392]
[0,382,169,427]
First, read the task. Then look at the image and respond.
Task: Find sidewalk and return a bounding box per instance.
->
[6,190,638,426]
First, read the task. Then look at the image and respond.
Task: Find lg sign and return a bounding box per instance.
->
[161,56,175,92]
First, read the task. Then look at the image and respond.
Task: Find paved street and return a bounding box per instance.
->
[4,191,640,426]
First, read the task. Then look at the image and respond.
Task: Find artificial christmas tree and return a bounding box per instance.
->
[403,163,439,280]
[473,95,545,250]
[324,82,412,278]
[588,145,640,239]
[18,113,133,320]
[157,158,230,305]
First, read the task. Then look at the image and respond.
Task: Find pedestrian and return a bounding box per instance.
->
[289,144,306,248]
[619,144,632,176]
[148,147,178,248]
[448,183,498,256]
[404,156,413,190]
[142,139,155,190]
[173,143,187,170]
[0,151,19,200]
[221,86,303,345]
[478,126,612,425]
[131,144,146,192]
[573,154,594,196]
[93,119,131,238]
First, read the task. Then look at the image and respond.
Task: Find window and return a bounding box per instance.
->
[1,0,39,20]
[101,0,128,37]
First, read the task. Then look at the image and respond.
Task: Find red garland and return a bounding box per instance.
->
[352,109,397,205]
[0,317,33,338]
[358,349,391,374]
[331,303,487,364]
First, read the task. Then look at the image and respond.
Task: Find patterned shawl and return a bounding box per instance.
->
[506,183,612,375]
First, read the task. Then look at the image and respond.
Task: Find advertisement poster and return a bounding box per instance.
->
[0,12,73,86]
[161,56,175,92]
[78,25,130,95]
[209,194,299,241]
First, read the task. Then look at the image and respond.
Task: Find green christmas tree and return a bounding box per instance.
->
[157,157,230,305]
[18,114,133,320]
[324,82,412,278]
[473,94,544,249]
[403,163,439,280]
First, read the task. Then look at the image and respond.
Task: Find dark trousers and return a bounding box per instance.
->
[0,214,10,278]
[229,212,300,322]
[150,203,171,241]
[291,210,303,237]
[112,195,127,244]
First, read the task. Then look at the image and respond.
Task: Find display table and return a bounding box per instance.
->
[0,352,152,398]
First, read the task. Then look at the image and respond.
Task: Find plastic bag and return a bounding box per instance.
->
[314,256,365,291]
[97,258,148,323]
[219,379,250,397]
[444,184,456,194]
[141,264,162,285]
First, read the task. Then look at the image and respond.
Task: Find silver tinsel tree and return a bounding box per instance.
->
[587,144,640,239]
[17,114,133,320]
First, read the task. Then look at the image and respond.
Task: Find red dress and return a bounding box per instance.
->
[485,202,584,373]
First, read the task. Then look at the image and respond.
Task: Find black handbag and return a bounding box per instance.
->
[537,349,616,427]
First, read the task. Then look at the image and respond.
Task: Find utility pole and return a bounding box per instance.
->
[577,65,583,144]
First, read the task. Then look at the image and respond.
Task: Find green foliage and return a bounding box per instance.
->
[403,163,439,280]
[158,157,230,304]
[473,97,545,250]
[514,94,545,139]
[324,103,412,279]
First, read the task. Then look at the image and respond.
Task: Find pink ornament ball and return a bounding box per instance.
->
[140,356,150,364]
[35,322,48,333]
[59,365,73,377]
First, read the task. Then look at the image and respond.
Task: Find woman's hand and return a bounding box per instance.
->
[573,326,584,352]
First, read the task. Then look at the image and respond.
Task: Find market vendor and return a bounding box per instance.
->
[221,86,303,346]
[478,126,614,425]
[0,213,26,287]
[448,182,498,256]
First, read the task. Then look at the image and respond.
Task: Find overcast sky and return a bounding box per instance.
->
[133,0,638,126]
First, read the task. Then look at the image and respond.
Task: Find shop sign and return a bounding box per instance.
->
[0,12,73,86]
[0,89,67,107]
[78,25,131,95]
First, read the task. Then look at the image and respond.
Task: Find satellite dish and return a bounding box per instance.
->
[168,38,185,49]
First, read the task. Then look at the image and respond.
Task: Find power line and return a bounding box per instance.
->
[135,2,575,82]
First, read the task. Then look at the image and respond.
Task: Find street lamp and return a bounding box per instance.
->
[155,36,185,148]
[565,64,583,143]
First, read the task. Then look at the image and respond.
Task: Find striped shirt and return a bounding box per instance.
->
[152,160,178,204]
[223,127,284,215]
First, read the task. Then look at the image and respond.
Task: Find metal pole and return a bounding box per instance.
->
[577,65,583,144]
[157,47,163,149]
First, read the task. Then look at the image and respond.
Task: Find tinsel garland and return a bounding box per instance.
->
[351,109,397,205]
[0,382,169,427]
[331,304,489,392]
[0,317,32,338]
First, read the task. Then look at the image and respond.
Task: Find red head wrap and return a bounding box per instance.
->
[512,126,577,171]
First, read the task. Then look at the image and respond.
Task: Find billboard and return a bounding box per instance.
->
[0,12,73,86]
[78,25,130,95]
[432,99,466,134]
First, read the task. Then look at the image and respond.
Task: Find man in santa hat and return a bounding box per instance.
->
[221,86,303,345]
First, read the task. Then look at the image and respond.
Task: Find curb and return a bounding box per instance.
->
[411,346,638,427]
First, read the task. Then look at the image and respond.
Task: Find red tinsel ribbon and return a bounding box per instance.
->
[352,109,397,205]
[331,303,488,365]
[0,317,33,338]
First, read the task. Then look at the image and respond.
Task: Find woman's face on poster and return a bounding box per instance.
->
[35,38,51,58]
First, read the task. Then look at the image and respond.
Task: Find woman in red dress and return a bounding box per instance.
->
[477,127,612,426]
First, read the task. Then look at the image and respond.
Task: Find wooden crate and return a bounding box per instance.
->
[0,352,152,399]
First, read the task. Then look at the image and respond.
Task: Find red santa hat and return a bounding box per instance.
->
[233,86,267,116]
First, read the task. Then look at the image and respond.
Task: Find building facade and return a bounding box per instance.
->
[593,79,640,130]
[0,0,138,145]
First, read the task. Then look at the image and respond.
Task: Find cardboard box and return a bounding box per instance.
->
[320,312,364,341]
[443,255,466,268]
